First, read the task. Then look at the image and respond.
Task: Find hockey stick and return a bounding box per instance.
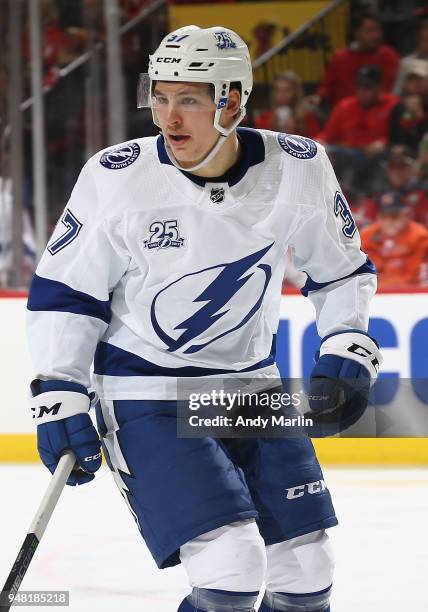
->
[0,451,76,611]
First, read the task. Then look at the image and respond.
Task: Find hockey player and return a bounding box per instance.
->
[27,26,382,612]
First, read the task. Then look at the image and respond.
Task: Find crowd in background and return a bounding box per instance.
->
[1,1,428,290]
[254,11,428,290]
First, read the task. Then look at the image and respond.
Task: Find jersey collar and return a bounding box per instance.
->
[156,127,265,187]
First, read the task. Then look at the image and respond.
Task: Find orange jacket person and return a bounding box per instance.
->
[361,192,428,287]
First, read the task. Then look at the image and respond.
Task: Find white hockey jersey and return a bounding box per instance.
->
[27,128,376,400]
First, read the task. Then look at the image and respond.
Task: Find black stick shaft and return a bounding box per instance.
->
[0,534,39,611]
[0,452,75,610]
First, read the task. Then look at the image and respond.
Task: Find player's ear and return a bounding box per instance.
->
[219,87,241,129]
[226,89,241,116]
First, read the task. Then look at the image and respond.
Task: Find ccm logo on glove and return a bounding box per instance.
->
[347,342,380,373]
[29,379,102,486]
[31,402,62,419]
[320,331,382,379]
[29,390,90,424]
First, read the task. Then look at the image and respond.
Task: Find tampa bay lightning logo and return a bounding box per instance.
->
[277,134,317,160]
[151,244,273,354]
[215,32,237,50]
[100,143,140,169]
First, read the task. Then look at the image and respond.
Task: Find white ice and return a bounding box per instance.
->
[1,465,427,611]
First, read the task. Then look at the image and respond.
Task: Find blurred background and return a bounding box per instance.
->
[1,0,428,290]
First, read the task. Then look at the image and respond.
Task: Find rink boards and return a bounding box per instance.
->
[1,291,427,464]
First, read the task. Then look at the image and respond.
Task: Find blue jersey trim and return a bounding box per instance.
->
[30,379,88,397]
[321,329,371,345]
[156,127,265,187]
[320,329,379,352]
[300,257,376,297]
[94,336,276,378]
[27,274,112,325]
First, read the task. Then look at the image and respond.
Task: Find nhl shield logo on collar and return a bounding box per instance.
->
[210,187,225,204]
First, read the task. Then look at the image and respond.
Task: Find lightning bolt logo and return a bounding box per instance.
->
[100,143,140,169]
[151,243,273,354]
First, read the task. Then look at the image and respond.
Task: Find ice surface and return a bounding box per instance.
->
[1,465,427,611]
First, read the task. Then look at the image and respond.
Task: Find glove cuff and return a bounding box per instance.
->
[30,379,90,424]
[319,331,382,379]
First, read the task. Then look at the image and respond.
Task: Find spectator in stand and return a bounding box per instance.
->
[22,0,86,89]
[0,63,7,134]
[361,192,428,288]
[252,22,277,59]
[121,0,148,19]
[317,66,398,193]
[418,132,428,181]
[389,61,428,155]
[357,148,428,227]
[394,21,428,95]
[315,11,399,107]
[348,194,378,231]
[0,149,36,287]
[255,71,320,137]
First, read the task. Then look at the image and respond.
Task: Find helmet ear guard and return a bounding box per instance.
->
[213,81,234,136]
[139,25,253,171]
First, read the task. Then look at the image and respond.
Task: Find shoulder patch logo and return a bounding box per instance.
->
[100,142,140,170]
[144,219,185,250]
[277,134,317,160]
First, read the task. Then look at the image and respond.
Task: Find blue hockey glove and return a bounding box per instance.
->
[30,380,102,486]
[308,330,382,436]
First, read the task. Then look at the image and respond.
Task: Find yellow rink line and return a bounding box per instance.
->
[313,438,428,464]
[1,434,428,464]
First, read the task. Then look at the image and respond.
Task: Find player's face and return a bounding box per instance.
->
[153,82,220,167]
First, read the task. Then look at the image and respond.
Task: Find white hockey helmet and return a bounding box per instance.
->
[138,25,253,140]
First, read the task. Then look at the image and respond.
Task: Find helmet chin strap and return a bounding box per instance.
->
[158,106,246,173]
[162,131,228,172]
